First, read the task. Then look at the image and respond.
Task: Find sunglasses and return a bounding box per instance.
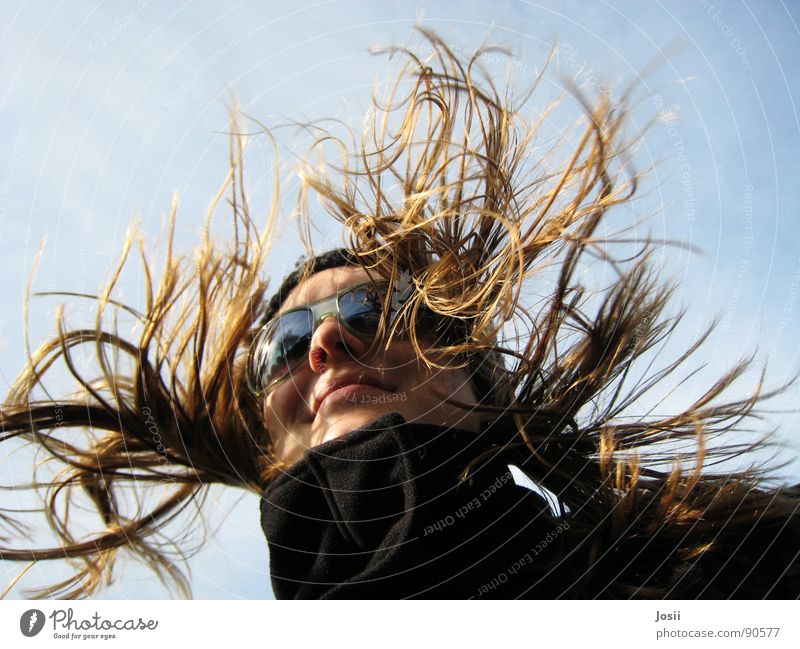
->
[247,279,447,395]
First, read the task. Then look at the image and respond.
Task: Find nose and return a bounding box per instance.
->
[308,315,369,373]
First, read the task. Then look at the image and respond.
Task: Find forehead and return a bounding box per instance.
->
[279,265,370,314]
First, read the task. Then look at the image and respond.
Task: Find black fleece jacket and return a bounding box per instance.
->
[260,412,800,599]
[259,412,571,598]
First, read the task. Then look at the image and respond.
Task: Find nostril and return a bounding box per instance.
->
[310,347,327,369]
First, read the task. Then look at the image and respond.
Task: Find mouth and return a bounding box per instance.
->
[313,375,391,413]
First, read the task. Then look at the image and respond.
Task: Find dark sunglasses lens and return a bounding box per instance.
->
[258,310,314,389]
[338,285,383,337]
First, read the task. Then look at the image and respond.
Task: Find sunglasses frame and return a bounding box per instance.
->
[247,280,400,396]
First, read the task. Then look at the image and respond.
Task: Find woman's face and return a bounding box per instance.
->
[262,266,483,465]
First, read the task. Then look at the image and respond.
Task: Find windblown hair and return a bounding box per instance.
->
[2,28,798,599]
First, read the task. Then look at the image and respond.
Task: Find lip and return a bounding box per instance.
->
[312,374,390,413]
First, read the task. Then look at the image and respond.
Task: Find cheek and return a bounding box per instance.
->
[437,369,475,401]
[381,344,470,399]
[263,376,311,429]
[379,340,424,368]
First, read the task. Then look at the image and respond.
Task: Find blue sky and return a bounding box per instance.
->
[1,0,799,599]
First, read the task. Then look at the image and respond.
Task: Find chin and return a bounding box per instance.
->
[318,405,404,444]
